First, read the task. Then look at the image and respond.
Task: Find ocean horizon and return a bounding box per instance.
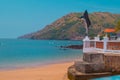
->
[0,39,83,70]
[1,39,120,80]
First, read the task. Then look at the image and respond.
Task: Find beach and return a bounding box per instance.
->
[0,39,81,80]
[0,62,73,80]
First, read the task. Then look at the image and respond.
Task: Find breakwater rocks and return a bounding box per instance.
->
[60,45,83,49]
[67,53,120,80]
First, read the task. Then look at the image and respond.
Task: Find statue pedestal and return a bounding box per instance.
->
[83,36,89,41]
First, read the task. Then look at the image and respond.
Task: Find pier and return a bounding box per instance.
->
[67,35,120,80]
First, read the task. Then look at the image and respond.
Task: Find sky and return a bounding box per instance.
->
[0,0,120,38]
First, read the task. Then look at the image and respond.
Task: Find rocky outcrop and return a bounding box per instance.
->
[60,45,83,49]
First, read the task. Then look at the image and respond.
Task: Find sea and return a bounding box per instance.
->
[0,39,82,70]
[0,39,119,80]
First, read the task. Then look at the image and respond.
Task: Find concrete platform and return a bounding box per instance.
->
[68,65,120,80]
[68,53,120,80]
[75,61,105,73]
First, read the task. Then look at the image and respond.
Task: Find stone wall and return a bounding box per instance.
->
[68,52,120,80]
[74,53,105,73]
[74,53,120,73]
[83,53,104,63]
[75,61,105,73]
[104,54,120,72]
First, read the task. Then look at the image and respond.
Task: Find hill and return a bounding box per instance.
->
[19,12,120,40]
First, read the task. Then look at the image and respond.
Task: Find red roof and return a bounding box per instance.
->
[104,28,115,33]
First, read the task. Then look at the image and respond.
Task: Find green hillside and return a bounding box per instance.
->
[19,12,120,40]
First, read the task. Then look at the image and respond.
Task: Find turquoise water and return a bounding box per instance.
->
[94,75,120,80]
[0,39,119,80]
[0,39,83,70]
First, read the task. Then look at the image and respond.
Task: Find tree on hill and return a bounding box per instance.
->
[115,20,120,32]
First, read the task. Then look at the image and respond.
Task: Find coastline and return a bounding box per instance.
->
[0,62,74,80]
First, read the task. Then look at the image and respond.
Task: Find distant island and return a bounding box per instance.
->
[19,12,120,40]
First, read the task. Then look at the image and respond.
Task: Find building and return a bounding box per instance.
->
[68,28,120,80]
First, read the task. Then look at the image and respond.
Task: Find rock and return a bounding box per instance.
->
[60,45,83,49]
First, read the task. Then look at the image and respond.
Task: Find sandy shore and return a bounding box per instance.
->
[0,62,73,80]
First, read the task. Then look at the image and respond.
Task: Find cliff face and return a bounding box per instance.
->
[19,12,120,40]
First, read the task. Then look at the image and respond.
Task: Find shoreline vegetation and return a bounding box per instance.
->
[0,62,74,80]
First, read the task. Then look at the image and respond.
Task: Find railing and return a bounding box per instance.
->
[83,36,120,53]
